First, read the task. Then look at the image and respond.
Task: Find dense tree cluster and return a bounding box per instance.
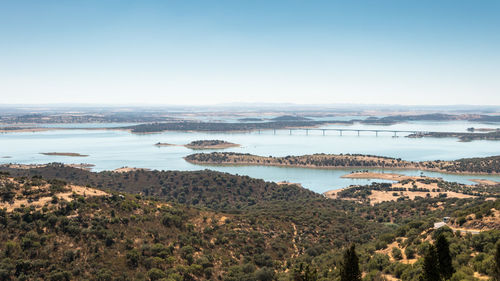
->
[186,140,233,146]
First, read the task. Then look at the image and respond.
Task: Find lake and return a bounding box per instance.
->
[1,120,499,193]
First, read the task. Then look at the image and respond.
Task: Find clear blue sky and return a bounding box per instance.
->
[1,0,499,105]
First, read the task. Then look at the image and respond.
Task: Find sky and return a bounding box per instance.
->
[1,0,499,106]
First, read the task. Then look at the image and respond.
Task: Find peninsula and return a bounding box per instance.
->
[185,152,500,174]
[124,120,352,133]
[407,130,500,142]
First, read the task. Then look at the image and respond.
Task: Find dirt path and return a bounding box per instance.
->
[291,223,299,258]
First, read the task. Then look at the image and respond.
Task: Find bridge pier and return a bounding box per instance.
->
[273,129,276,135]
[375,131,378,137]
[289,129,292,135]
[322,129,325,136]
[339,130,343,136]
[357,130,360,136]
[306,129,308,135]
[393,131,396,137]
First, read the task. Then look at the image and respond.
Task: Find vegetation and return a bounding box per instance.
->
[340,244,361,281]
[361,113,500,124]
[125,120,352,133]
[0,112,175,124]
[407,131,500,142]
[185,152,500,174]
[422,245,440,281]
[271,115,312,121]
[436,235,454,279]
[0,165,499,280]
[184,140,239,149]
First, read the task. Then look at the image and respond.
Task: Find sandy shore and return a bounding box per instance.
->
[113,167,151,173]
[0,128,52,133]
[276,181,303,187]
[341,172,412,181]
[469,179,499,185]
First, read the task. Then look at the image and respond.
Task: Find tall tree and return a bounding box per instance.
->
[340,244,361,281]
[422,245,440,281]
[494,242,500,281]
[436,235,454,280]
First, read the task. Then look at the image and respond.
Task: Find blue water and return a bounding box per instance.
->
[1,121,499,193]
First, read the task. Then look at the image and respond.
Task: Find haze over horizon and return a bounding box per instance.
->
[1,0,499,105]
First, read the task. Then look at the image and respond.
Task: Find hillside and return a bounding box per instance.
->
[0,166,498,280]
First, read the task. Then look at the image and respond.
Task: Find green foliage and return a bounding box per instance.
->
[392,247,403,260]
[340,244,361,281]
[435,234,454,279]
[292,263,317,281]
[422,245,440,281]
[495,242,500,281]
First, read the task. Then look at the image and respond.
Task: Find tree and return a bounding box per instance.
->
[422,245,440,281]
[435,235,454,280]
[147,268,166,281]
[292,263,317,281]
[340,244,361,281]
[494,242,500,281]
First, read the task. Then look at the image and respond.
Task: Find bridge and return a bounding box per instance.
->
[256,128,429,137]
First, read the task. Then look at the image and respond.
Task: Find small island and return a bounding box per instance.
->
[40,152,88,157]
[154,142,175,146]
[184,140,240,150]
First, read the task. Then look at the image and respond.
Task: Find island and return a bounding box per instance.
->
[40,152,88,157]
[124,120,353,133]
[184,140,240,149]
[271,115,312,121]
[407,130,500,142]
[185,152,500,174]
[154,142,175,146]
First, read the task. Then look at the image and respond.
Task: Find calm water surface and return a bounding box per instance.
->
[1,121,499,193]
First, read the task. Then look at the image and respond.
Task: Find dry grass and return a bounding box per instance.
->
[0,179,108,212]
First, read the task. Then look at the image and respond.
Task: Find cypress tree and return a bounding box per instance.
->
[340,244,361,281]
[422,245,440,281]
[494,242,500,281]
[436,235,454,279]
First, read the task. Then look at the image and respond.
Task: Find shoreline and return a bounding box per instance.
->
[469,179,500,185]
[184,143,240,149]
[185,159,500,176]
[341,172,413,181]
